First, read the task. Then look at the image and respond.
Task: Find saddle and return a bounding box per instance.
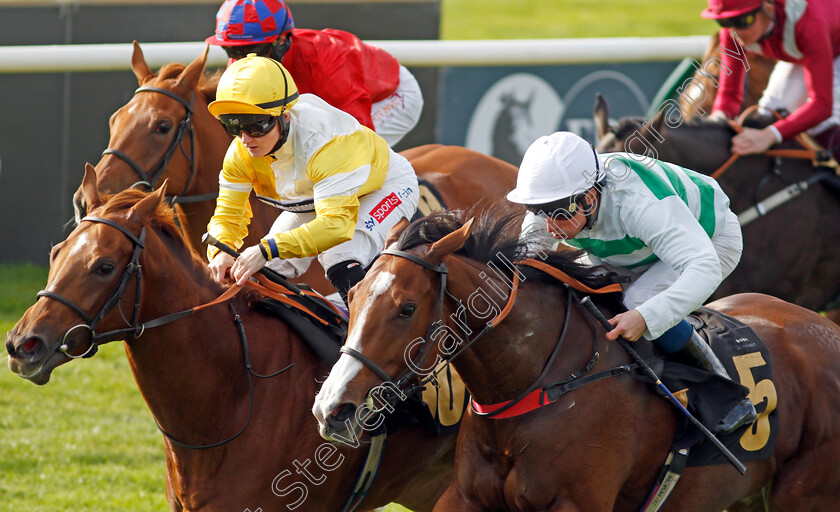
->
[411,176,448,221]
[254,176,466,437]
[660,307,779,467]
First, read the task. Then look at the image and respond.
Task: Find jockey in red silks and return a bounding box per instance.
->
[702,0,840,155]
[206,0,423,147]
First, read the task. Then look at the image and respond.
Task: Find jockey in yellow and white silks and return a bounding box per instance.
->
[206,55,418,304]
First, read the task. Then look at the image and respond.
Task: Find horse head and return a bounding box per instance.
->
[8,165,209,384]
[312,213,474,441]
[72,42,228,222]
[311,206,601,443]
[493,90,537,164]
[593,93,739,172]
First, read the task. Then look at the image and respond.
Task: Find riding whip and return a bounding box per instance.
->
[579,296,747,475]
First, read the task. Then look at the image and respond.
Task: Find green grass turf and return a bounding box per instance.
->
[441,0,717,40]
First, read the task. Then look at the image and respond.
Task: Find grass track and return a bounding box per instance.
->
[2,2,716,510]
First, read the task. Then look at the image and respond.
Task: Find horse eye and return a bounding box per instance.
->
[96,262,115,276]
[399,304,417,318]
[155,121,172,134]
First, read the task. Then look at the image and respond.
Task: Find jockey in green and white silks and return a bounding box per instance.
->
[507,131,755,433]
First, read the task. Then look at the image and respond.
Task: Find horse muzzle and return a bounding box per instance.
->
[315,401,365,443]
[6,332,61,385]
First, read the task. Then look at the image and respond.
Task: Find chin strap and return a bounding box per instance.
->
[582,183,603,229]
[269,114,291,154]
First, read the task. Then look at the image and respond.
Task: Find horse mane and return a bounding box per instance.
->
[153,62,222,105]
[93,189,208,273]
[396,206,628,292]
[611,111,773,142]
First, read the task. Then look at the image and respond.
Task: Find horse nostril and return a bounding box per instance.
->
[326,403,357,431]
[5,340,15,358]
[22,338,41,354]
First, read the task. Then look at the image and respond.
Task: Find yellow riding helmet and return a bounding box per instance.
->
[208,54,299,117]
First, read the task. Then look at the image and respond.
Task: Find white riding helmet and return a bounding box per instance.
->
[507,131,604,205]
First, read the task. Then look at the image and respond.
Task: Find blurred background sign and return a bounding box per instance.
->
[439,63,677,165]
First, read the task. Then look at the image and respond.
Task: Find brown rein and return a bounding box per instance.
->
[711,105,837,179]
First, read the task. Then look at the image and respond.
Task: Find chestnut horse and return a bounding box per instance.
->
[594,97,840,322]
[73,42,518,294]
[312,208,840,511]
[6,171,457,512]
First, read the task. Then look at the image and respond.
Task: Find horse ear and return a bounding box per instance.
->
[384,218,410,250]
[175,45,209,92]
[640,110,666,140]
[128,179,167,223]
[131,41,154,85]
[426,217,475,265]
[593,93,610,140]
[81,163,103,212]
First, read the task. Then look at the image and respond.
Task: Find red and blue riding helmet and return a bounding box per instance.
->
[206,0,294,46]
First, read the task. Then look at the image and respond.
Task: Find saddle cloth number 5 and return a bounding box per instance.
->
[733,352,778,452]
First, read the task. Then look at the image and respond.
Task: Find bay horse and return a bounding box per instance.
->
[6,170,456,512]
[73,42,518,294]
[312,208,840,511]
[594,97,840,321]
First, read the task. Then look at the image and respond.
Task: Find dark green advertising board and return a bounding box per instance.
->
[436,61,681,166]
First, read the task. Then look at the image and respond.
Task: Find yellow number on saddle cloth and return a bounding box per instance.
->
[733,352,779,451]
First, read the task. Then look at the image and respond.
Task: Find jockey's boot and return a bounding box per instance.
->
[326,259,366,308]
[679,331,757,434]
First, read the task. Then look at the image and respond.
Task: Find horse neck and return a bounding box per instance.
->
[654,122,734,172]
[441,257,600,404]
[123,230,317,449]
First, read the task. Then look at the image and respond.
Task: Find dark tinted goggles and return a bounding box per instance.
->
[222,43,274,60]
[526,193,586,220]
[218,114,277,138]
[716,8,760,29]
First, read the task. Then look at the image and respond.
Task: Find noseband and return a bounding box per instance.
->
[340,248,632,419]
[340,248,520,398]
[35,214,293,449]
[102,87,216,205]
[37,216,147,358]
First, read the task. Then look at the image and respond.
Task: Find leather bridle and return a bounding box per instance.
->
[38,216,147,358]
[340,248,633,419]
[36,214,292,449]
[102,86,217,205]
[339,248,520,403]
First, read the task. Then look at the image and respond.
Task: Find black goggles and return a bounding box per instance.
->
[218,114,277,138]
[222,43,274,60]
[716,8,760,29]
[526,193,586,220]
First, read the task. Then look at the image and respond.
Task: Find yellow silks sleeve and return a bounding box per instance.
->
[206,144,257,261]
[206,188,253,261]
[260,130,389,260]
[262,194,359,259]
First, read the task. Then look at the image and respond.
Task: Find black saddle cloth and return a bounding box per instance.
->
[659,306,779,467]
